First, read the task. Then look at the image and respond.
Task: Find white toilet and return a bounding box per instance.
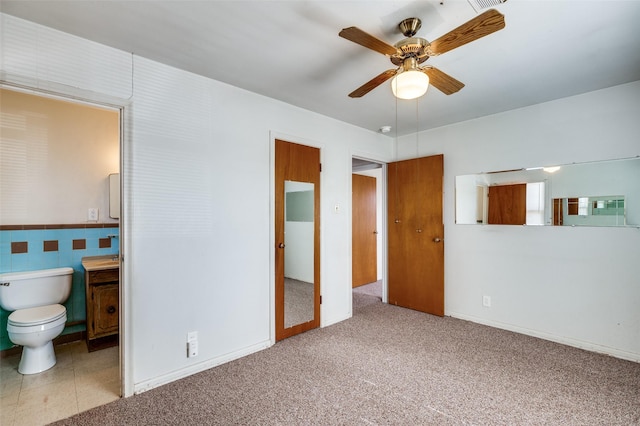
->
[0,267,73,374]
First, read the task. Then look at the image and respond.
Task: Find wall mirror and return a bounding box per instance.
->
[284,180,315,328]
[455,157,639,227]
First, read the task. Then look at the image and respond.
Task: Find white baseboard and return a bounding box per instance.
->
[133,339,272,395]
[448,311,640,363]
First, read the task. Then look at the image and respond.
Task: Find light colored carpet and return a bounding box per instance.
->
[53,289,640,425]
[352,279,382,301]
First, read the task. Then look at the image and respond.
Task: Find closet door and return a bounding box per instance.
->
[388,155,444,316]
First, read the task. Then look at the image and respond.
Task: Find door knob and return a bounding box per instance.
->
[433,237,442,243]
[107,306,116,314]
[278,243,285,249]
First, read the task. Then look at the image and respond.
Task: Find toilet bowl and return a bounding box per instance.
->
[7,304,67,374]
[0,268,73,375]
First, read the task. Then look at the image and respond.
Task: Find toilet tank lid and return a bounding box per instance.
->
[0,267,74,281]
[8,304,66,326]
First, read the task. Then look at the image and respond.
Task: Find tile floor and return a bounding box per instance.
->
[1,341,120,426]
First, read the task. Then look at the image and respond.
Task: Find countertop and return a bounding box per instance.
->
[81,255,120,271]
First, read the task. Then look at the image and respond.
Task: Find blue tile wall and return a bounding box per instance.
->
[0,226,119,351]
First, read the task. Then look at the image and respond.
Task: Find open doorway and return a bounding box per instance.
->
[352,158,384,310]
[0,87,123,422]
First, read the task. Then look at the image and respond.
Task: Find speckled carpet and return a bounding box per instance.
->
[53,282,640,425]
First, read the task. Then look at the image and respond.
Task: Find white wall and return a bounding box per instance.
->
[0,89,120,225]
[397,81,640,362]
[1,13,394,395]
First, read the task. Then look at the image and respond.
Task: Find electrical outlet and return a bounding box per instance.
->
[187,331,198,358]
[87,208,99,222]
[483,295,491,307]
[187,340,198,358]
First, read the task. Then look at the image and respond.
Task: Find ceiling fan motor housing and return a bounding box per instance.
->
[392,17,431,66]
[391,37,431,66]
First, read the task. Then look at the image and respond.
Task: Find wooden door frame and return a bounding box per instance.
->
[350,156,388,306]
[269,132,324,344]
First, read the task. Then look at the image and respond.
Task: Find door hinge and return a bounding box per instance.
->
[319,163,322,172]
[320,295,322,304]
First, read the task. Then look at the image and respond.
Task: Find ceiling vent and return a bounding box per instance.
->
[467,0,507,13]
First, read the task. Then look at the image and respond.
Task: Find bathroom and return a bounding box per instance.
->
[0,88,120,376]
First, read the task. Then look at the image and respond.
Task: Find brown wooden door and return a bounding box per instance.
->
[487,184,526,225]
[352,174,377,287]
[388,155,444,316]
[275,139,320,341]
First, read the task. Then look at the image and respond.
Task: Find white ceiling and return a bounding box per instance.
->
[2,0,640,136]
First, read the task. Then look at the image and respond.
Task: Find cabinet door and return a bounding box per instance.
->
[93,284,119,336]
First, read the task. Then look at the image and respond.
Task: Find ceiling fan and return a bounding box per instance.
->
[339,9,506,99]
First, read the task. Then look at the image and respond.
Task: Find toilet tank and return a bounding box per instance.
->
[0,267,73,311]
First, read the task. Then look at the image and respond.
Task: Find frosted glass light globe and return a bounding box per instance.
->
[391,70,429,100]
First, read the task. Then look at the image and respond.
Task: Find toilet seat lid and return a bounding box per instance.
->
[8,304,66,326]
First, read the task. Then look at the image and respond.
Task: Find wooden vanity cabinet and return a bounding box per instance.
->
[85,267,119,351]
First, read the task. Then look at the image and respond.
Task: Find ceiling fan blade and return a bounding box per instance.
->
[423,67,465,95]
[339,27,398,56]
[348,69,398,98]
[428,9,505,55]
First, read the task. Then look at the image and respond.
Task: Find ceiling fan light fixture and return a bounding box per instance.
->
[391,70,429,100]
